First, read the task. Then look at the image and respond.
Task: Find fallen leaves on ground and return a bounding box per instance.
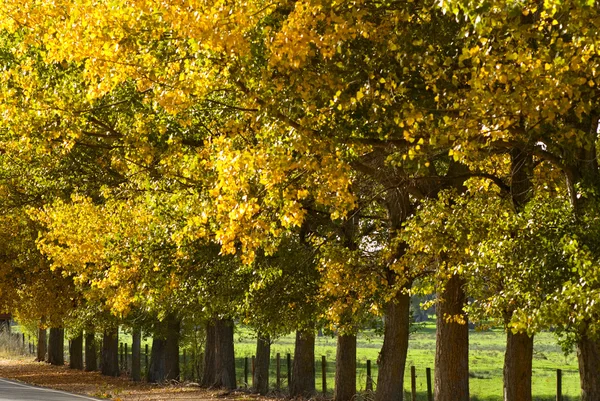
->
[0,357,280,401]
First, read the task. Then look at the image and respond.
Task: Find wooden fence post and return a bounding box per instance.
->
[244,357,249,387]
[556,369,562,401]
[411,366,417,401]
[321,356,327,395]
[124,343,128,371]
[119,342,124,370]
[276,353,281,391]
[366,360,373,391]
[426,367,433,401]
[144,344,149,377]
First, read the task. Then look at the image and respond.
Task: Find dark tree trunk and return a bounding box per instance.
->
[291,329,315,398]
[213,318,236,389]
[36,327,47,362]
[253,334,270,395]
[503,331,533,401]
[334,334,356,401]
[69,333,84,370]
[577,334,600,401]
[501,142,534,401]
[147,337,166,382]
[85,331,97,371]
[375,291,411,401]
[164,314,180,381]
[435,274,469,401]
[131,328,141,382]
[48,328,65,366]
[201,320,216,387]
[147,314,181,382]
[101,328,119,377]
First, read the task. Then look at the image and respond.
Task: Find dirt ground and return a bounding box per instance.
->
[0,357,282,401]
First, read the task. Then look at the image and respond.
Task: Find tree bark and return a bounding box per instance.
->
[36,327,47,362]
[291,329,316,398]
[375,290,411,401]
[85,331,97,371]
[503,331,533,401]
[147,336,166,382]
[253,334,271,395]
[48,328,65,366]
[201,320,216,387]
[334,334,357,401]
[213,318,236,389]
[131,328,141,382]
[502,146,534,401]
[69,333,84,370]
[435,274,469,401]
[101,328,119,377]
[147,314,181,382]
[164,314,180,381]
[577,334,600,401]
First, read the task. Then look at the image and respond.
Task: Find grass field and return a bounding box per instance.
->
[12,319,581,400]
[231,320,580,401]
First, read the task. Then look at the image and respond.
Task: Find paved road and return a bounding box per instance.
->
[0,378,102,401]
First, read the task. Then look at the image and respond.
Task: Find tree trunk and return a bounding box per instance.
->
[435,274,469,401]
[48,328,65,366]
[253,334,270,395]
[85,331,97,371]
[502,144,534,401]
[101,328,119,377]
[147,337,166,382]
[375,290,411,401]
[213,318,236,389]
[36,327,47,362]
[201,320,216,387]
[577,334,600,401]
[334,334,356,401]
[503,331,533,401]
[164,314,180,381]
[291,329,316,397]
[69,333,84,370]
[132,328,141,382]
[147,315,181,382]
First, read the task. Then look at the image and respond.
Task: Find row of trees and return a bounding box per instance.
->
[0,0,599,400]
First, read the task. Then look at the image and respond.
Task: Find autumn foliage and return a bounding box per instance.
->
[0,0,599,400]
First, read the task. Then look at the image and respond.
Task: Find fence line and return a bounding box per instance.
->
[3,331,580,400]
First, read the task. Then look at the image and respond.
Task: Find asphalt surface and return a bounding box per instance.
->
[0,378,101,401]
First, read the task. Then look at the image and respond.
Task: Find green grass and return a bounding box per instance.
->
[233,321,580,400]
[11,321,581,400]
